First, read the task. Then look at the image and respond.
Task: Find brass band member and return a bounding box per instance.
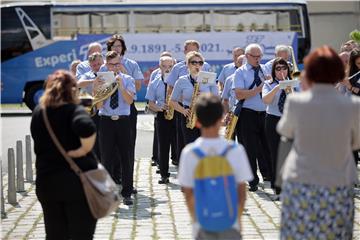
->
[170,51,218,145]
[166,40,212,165]
[233,43,271,192]
[77,52,104,159]
[217,47,245,91]
[262,58,294,197]
[145,56,175,184]
[97,51,136,205]
[105,34,144,195]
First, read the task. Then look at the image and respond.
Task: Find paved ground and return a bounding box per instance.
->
[1,156,360,240]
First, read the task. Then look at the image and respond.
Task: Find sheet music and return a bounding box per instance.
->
[278,79,300,89]
[197,71,217,86]
[97,72,116,84]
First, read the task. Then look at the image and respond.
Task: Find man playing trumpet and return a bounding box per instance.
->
[97,51,136,206]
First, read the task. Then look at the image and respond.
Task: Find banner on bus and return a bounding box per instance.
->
[77,32,297,63]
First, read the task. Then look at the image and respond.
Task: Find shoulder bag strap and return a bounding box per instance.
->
[41,107,82,176]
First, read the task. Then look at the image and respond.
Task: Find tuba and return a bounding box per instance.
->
[81,71,119,116]
[186,82,200,129]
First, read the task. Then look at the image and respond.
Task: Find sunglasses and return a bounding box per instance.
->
[190,60,204,66]
[275,66,288,71]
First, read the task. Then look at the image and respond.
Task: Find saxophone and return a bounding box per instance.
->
[224,102,242,140]
[224,112,238,140]
[186,82,200,129]
[164,90,174,120]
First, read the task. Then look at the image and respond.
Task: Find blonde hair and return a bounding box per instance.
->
[185,51,204,65]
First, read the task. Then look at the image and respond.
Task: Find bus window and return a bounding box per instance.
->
[103,12,129,34]
[133,11,208,33]
[1,6,50,62]
[211,9,303,35]
[53,12,129,37]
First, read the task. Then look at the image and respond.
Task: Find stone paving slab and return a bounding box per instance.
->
[1,158,360,239]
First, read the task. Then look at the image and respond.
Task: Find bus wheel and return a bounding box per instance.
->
[24,83,44,110]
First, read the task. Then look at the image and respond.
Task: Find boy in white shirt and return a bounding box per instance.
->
[178,93,253,240]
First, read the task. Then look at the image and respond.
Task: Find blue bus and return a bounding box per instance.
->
[1,0,310,109]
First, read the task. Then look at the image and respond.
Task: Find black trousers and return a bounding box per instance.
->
[36,172,96,240]
[91,113,101,161]
[265,114,281,190]
[152,116,159,164]
[129,103,138,174]
[175,110,185,163]
[239,108,271,187]
[100,116,133,197]
[156,112,176,178]
[180,114,201,145]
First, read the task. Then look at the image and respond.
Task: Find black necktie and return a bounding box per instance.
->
[278,90,286,113]
[110,88,119,109]
[252,66,262,86]
[189,75,196,86]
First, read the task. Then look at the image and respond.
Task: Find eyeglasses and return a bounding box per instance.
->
[190,60,204,66]
[275,66,288,71]
[107,62,121,67]
[247,53,262,59]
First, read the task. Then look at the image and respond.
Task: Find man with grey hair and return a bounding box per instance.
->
[263,44,291,75]
[76,42,103,79]
[149,51,175,83]
[146,55,176,183]
[232,43,271,192]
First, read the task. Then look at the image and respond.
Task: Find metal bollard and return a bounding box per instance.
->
[1,164,6,218]
[16,141,25,192]
[25,135,33,182]
[8,148,17,205]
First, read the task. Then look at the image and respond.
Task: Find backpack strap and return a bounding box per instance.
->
[192,143,237,158]
[192,147,206,158]
[220,143,237,157]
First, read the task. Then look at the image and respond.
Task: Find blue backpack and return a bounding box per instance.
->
[192,143,238,232]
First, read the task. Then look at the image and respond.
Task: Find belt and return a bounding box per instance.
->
[101,115,128,120]
[242,108,265,115]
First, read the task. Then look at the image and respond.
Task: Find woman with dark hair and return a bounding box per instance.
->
[277,46,360,239]
[262,57,293,197]
[348,49,360,96]
[31,70,98,239]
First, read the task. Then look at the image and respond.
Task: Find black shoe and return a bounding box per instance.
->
[151,161,157,166]
[158,178,169,184]
[249,185,258,192]
[156,168,160,174]
[263,176,270,182]
[172,160,179,166]
[132,188,137,194]
[123,197,133,206]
